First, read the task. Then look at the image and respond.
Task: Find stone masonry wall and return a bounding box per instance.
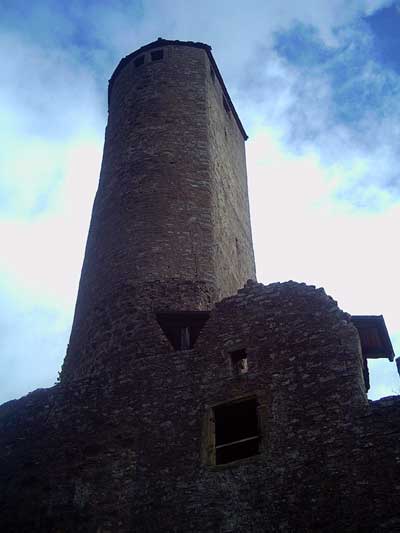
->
[2,282,399,532]
[206,57,256,300]
[73,44,213,324]
[61,279,214,382]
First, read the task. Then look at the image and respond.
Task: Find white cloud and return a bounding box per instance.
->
[0,138,101,306]
[0,278,70,405]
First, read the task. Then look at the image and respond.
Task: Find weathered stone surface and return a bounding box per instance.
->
[0,39,399,533]
[1,281,400,532]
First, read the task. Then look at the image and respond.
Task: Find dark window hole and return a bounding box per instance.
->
[151,49,164,61]
[134,55,145,68]
[214,398,259,465]
[230,349,248,375]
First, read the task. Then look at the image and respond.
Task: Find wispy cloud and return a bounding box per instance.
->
[0,277,70,404]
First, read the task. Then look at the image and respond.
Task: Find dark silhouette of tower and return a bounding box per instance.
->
[0,39,399,533]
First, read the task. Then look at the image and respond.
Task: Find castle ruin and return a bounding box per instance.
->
[1,39,399,532]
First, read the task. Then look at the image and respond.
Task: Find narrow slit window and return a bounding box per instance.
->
[180,326,191,350]
[213,398,259,465]
[230,349,248,375]
[151,49,164,61]
[156,312,209,351]
[134,55,145,68]
[223,97,230,114]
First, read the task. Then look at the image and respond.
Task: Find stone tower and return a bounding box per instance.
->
[1,39,399,533]
[62,38,256,382]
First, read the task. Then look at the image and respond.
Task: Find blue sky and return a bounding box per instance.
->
[1,0,399,403]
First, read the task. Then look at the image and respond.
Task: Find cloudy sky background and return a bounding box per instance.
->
[1,0,399,403]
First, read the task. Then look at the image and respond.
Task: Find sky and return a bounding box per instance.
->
[1,0,399,404]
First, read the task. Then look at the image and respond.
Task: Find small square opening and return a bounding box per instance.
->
[213,398,259,465]
[134,55,145,68]
[151,49,164,62]
[230,349,248,375]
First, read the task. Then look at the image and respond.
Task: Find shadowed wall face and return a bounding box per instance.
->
[63,42,255,381]
[4,282,399,533]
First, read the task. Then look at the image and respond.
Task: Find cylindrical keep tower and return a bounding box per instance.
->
[62,39,256,381]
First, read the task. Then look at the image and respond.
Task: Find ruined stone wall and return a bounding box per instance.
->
[2,282,399,532]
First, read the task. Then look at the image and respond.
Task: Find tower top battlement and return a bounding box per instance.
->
[109,38,248,140]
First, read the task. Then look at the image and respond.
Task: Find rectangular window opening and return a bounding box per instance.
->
[213,398,259,465]
[134,55,145,68]
[230,349,248,375]
[151,49,164,62]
